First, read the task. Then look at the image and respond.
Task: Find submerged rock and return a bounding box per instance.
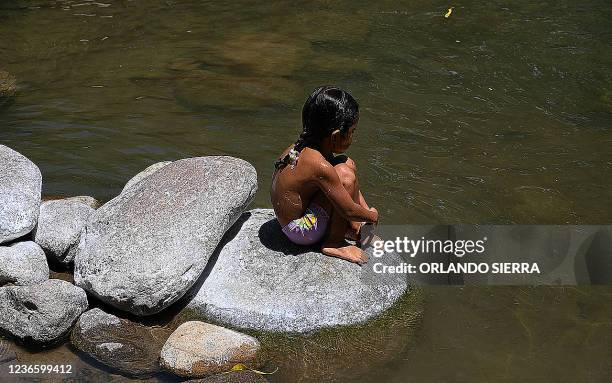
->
[0,145,42,244]
[185,371,269,383]
[160,321,260,378]
[206,33,312,77]
[0,339,17,364]
[0,279,88,344]
[74,156,257,316]
[34,199,95,265]
[71,308,164,377]
[175,72,301,110]
[182,209,408,333]
[0,71,16,105]
[0,241,48,286]
[122,161,172,193]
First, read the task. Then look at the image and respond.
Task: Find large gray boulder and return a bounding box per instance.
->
[71,308,164,377]
[0,241,48,286]
[160,321,260,378]
[74,157,257,316]
[122,161,172,193]
[0,145,42,244]
[34,199,95,265]
[182,209,408,333]
[0,279,88,344]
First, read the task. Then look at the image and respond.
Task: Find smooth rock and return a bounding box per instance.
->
[182,209,408,333]
[71,308,163,377]
[0,145,42,244]
[185,371,269,383]
[0,241,48,286]
[160,321,260,378]
[74,156,257,316]
[122,161,172,193]
[0,279,88,344]
[34,199,95,265]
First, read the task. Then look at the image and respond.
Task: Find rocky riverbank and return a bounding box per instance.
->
[0,144,419,382]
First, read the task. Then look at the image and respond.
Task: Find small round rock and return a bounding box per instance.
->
[160,321,260,378]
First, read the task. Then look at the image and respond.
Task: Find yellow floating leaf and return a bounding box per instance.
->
[445,7,454,18]
[225,364,279,375]
[250,367,279,375]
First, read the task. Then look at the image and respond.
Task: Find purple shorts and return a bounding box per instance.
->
[281,202,329,246]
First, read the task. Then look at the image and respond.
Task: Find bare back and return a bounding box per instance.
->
[271,146,327,227]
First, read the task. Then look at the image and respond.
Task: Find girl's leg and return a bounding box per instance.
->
[315,160,368,265]
[339,158,370,241]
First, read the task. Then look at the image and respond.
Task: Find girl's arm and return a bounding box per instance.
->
[314,161,378,223]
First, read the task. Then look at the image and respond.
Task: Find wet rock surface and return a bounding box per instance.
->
[0,145,42,244]
[0,241,48,286]
[160,321,260,378]
[70,308,165,377]
[183,209,408,333]
[185,371,269,383]
[0,339,17,364]
[0,279,88,345]
[74,156,257,316]
[34,199,95,265]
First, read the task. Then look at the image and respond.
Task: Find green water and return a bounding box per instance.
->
[1,0,611,224]
[1,1,611,382]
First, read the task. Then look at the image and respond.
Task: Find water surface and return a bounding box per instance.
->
[1,0,610,224]
[1,1,611,382]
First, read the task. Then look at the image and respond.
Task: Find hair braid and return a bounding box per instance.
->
[274,132,311,170]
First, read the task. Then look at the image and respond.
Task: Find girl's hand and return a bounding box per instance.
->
[369,207,379,224]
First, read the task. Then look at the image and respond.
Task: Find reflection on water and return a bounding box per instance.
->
[0,1,611,382]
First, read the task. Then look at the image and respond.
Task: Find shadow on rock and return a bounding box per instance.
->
[257,218,317,256]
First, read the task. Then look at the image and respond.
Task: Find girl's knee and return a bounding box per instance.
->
[334,163,356,189]
[345,157,357,172]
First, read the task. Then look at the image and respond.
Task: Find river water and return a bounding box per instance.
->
[0,1,611,382]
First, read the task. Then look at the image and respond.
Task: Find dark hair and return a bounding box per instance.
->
[274,85,359,170]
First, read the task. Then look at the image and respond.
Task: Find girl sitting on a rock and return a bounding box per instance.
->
[271,85,378,265]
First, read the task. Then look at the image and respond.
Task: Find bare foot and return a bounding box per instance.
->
[321,241,368,265]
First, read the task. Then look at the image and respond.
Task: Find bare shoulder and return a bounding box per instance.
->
[299,148,335,178]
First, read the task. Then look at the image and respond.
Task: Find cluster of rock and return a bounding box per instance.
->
[0,143,410,380]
